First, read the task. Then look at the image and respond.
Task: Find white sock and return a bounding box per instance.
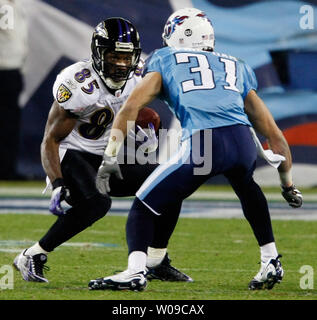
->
[146,247,167,268]
[128,251,147,273]
[260,242,278,264]
[25,242,49,256]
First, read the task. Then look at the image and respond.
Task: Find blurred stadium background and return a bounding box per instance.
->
[12,0,317,188]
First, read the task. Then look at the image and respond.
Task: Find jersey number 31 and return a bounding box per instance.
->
[175,53,239,93]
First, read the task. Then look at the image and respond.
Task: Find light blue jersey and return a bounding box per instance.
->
[144,46,257,140]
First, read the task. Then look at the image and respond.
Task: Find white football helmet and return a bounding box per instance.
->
[162,8,215,51]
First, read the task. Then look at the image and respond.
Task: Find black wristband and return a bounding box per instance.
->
[52,178,65,189]
[281,184,294,192]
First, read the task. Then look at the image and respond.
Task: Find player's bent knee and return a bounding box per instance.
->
[85,193,112,226]
[130,197,156,217]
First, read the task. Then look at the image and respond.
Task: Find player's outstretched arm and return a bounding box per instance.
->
[244,90,302,208]
[105,72,162,157]
[96,72,162,194]
[41,101,77,215]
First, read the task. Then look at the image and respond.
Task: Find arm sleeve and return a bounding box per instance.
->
[240,61,258,99]
[142,50,162,76]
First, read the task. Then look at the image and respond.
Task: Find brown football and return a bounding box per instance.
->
[136,107,161,132]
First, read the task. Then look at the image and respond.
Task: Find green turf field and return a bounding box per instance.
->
[1,213,316,300]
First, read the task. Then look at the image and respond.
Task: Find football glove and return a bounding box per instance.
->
[96,155,123,195]
[129,123,158,154]
[49,179,72,216]
[281,184,303,208]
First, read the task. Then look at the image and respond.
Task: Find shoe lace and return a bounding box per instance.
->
[31,258,50,276]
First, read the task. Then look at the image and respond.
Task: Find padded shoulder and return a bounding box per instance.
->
[52,60,100,114]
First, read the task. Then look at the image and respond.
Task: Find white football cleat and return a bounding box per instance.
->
[249,254,284,290]
[13,249,49,283]
[88,269,147,291]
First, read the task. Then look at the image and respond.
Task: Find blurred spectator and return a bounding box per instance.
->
[0,0,28,179]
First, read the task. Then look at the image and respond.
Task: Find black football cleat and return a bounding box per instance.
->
[146,253,193,282]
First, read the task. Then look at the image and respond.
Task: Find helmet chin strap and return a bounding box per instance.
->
[103,76,126,90]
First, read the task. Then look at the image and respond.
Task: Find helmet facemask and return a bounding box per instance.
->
[95,44,140,89]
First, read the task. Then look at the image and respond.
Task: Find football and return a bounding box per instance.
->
[136,107,161,132]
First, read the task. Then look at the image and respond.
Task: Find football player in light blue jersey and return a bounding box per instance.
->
[89,8,302,292]
[144,46,255,140]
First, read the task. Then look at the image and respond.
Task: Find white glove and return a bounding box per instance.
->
[96,155,123,195]
[49,179,72,216]
[129,123,158,154]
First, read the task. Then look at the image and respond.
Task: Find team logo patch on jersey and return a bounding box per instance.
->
[57,84,72,103]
